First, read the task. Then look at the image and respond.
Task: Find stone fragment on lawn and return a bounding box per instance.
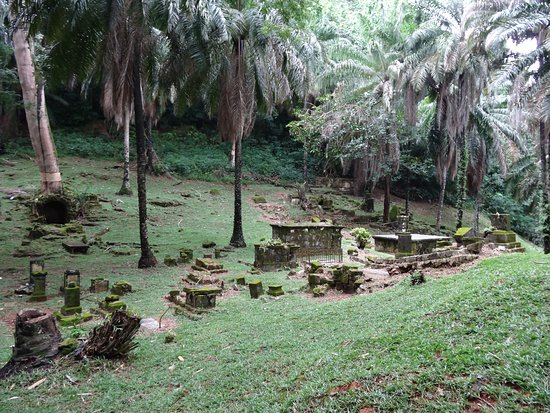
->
[111,281,132,295]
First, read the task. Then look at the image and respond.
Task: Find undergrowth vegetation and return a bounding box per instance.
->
[5,127,310,183]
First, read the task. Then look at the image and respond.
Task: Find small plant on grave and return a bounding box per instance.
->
[410,271,426,286]
[351,227,372,249]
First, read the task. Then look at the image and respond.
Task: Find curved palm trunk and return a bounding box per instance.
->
[13,26,62,194]
[435,167,448,233]
[118,108,132,195]
[230,138,246,247]
[133,41,157,268]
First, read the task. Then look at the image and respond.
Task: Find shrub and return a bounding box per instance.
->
[351,227,371,249]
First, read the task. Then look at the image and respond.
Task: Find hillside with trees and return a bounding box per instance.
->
[0,1,548,412]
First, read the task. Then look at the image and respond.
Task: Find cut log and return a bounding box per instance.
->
[0,309,61,379]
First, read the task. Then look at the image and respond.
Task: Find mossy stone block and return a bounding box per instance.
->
[253,196,267,204]
[164,255,178,267]
[267,284,284,297]
[111,281,132,295]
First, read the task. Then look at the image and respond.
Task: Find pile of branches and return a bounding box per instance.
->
[75,310,141,359]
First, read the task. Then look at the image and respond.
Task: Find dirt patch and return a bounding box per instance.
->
[250,192,291,224]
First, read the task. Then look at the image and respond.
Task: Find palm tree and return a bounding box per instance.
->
[199,4,305,247]
[476,0,550,251]
[43,0,178,267]
[400,0,490,233]
[7,1,62,194]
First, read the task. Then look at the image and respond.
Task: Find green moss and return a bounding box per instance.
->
[252,195,267,204]
[454,227,472,237]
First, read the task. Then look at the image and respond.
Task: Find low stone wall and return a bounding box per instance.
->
[254,243,300,271]
[271,223,343,262]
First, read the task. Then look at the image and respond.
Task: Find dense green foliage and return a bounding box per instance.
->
[5,126,311,182]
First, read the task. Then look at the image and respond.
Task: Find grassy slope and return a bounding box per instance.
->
[0,157,548,412]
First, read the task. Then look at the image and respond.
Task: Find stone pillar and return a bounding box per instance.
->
[29,271,47,302]
[249,280,263,299]
[61,282,82,315]
[365,198,375,213]
[396,215,409,233]
[236,276,246,285]
[29,258,44,284]
[396,232,413,258]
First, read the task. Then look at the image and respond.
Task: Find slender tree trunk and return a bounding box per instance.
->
[383,174,390,223]
[230,137,246,247]
[405,172,410,217]
[456,145,467,229]
[145,117,161,175]
[118,107,132,195]
[133,41,157,268]
[229,140,236,168]
[536,28,549,252]
[303,137,309,191]
[473,192,480,236]
[540,121,550,253]
[435,167,448,233]
[13,26,62,194]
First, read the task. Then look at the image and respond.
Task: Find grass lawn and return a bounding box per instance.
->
[0,156,548,412]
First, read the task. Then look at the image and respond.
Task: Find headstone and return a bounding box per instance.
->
[236,276,246,285]
[61,282,82,315]
[490,213,511,231]
[249,280,263,298]
[267,285,285,297]
[29,258,45,284]
[62,270,80,292]
[365,198,375,213]
[90,278,109,293]
[389,205,401,222]
[99,294,127,311]
[214,248,222,259]
[396,232,413,258]
[29,271,47,302]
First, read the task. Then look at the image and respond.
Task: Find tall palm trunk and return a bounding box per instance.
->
[383,174,390,223]
[118,107,132,195]
[145,117,161,175]
[435,166,448,233]
[455,145,467,229]
[133,40,156,268]
[230,137,246,247]
[473,193,480,235]
[13,26,62,194]
[540,120,550,253]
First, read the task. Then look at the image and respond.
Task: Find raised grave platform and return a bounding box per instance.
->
[271,223,343,262]
[372,234,451,255]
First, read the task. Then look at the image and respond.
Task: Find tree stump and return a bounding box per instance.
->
[0,309,61,378]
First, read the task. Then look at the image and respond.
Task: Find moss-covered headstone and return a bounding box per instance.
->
[249,280,263,299]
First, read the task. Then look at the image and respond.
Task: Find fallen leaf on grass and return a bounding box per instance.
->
[327,381,362,395]
[27,378,46,390]
[359,408,373,413]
